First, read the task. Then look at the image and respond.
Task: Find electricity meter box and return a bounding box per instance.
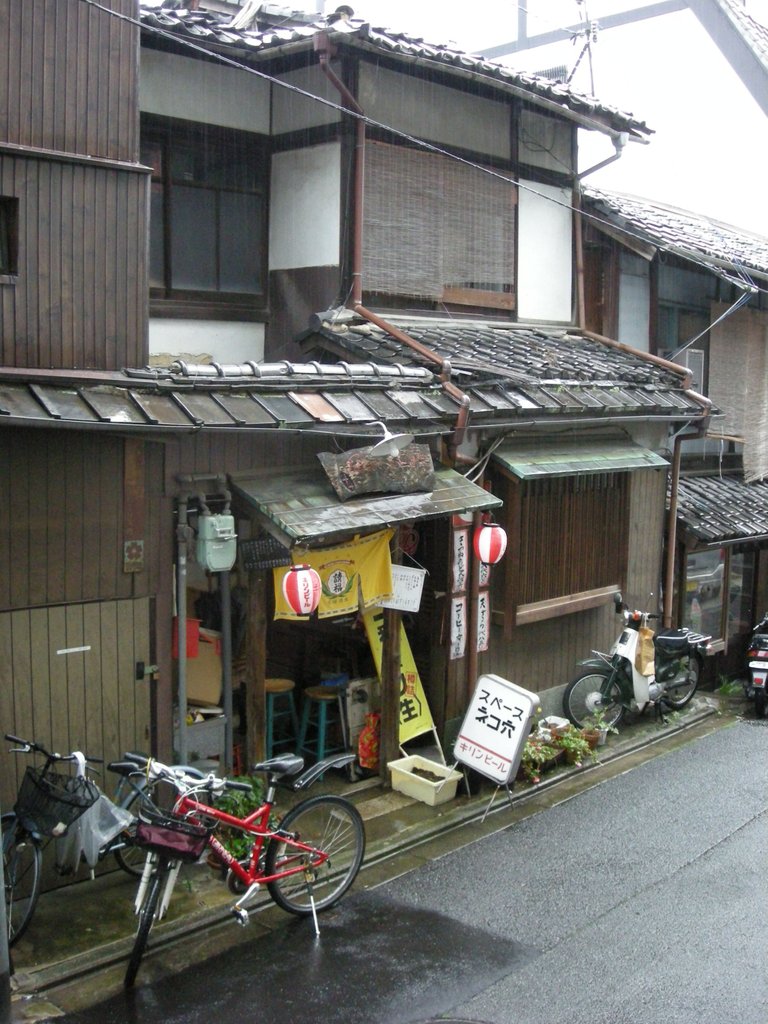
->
[196,514,237,572]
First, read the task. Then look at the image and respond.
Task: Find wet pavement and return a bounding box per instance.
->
[8,693,739,1021]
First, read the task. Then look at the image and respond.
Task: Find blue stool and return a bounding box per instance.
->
[297,685,346,762]
[265,678,299,758]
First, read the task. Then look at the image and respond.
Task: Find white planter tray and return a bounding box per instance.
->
[387,755,462,806]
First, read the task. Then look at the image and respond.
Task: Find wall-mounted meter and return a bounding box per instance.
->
[196,514,237,572]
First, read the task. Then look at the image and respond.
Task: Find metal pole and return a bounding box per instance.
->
[176,498,189,762]
[219,569,233,773]
[0,804,12,1024]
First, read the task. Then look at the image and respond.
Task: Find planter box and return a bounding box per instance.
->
[387,755,462,806]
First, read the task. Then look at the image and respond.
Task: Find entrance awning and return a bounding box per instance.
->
[491,439,668,479]
[230,465,502,548]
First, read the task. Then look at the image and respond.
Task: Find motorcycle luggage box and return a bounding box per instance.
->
[653,628,690,655]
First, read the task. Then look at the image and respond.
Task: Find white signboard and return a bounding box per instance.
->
[378,565,426,612]
[453,674,539,785]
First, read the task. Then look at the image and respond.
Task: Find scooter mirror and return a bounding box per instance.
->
[613,592,624,612]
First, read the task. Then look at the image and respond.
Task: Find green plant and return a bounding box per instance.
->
[210,774,265,861]
[551,725,595,766]
[520,736,560,784]
[716,678,742,698]
[584,706,619,736]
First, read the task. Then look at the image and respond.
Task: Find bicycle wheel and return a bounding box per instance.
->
[662,653,700,710]
[563,667,624,729]
[2,812,42,946]
[266,795,365,916]
[124,858,169,988]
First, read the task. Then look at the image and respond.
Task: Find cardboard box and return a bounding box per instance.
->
[185,628,222,706]
[387,755,462,806]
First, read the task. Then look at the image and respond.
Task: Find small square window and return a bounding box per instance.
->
[0,197,19,276]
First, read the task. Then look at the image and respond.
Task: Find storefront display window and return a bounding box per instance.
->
[684,548,754,645]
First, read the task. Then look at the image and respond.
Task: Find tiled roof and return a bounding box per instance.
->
[676,475,768,543]
[299,312,705,420]
[138,2,652,139]
[721,0,768,69]
[584,186,768,287]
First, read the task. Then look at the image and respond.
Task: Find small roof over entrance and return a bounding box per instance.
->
[491,439,668,479]
[230,465,502,548]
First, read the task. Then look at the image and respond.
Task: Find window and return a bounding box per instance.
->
[362,141,516,309]
[684,547,754,645]
[0,197,19,276]
[491,471,629,624]
[141,118,267,309]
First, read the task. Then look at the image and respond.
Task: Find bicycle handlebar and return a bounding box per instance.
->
[4,732,104,764]
[123,751,251,794]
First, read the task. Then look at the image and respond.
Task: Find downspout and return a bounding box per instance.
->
[175,496,191,763]
[315,32,471,464]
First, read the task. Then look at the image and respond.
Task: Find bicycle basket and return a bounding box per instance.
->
[14,766,100,838]
[134,810,212,863]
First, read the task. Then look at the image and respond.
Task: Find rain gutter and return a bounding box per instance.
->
[314,31,471,463]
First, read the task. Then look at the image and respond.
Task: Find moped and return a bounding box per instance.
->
[563,593,712,729]
[744,613,768,718]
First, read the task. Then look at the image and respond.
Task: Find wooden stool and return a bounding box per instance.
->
[297,685,345,762]
[265,677,299,758]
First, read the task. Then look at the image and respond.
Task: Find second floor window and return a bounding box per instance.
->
[142,118,267,308]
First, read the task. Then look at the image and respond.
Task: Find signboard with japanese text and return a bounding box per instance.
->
[379,565,427,613]
[453,674,539,785]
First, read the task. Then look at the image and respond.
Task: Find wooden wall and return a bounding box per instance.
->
[479,467,667,695]
[0,429,164,611]
[1,0,139,161]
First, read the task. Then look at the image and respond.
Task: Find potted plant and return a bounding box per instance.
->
[207,774,266,868]
[583,706,619,746]
[519,736,561,784]
[551,725,595,765]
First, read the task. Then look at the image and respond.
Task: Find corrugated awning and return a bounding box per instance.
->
[491,439,668,478]
[230,465,502,548]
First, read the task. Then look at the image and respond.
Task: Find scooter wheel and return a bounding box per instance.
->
[562,668,624,729]
[755,690,767,719]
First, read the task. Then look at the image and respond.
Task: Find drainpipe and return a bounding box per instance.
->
[315,32,472,464]
[176,496,191,763]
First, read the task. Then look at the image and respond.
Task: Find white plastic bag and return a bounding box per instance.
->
[55,793,134,873]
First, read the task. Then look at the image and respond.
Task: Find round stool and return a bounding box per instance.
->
[265,677,299,758]
[297,685,345,762]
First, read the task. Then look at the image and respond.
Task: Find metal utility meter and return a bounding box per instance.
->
[196,514,237,572]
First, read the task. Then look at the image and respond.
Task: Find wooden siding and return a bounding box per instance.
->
[0,154,148,369]
[0,596,151,889]
[0,429,164,611]
[481,467,667,694]
[1,0,139,161]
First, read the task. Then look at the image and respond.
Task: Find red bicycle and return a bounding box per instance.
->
[123,751,365,987]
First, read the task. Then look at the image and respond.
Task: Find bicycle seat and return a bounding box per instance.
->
[108,760,143,777]
[251,753,305,778]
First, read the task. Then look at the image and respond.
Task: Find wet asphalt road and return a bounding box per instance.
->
[57,719,768,1024]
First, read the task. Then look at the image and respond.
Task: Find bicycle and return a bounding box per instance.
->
[123,750,366,988]
[2,733,199,945]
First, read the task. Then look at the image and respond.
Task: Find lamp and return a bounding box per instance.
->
[368,420,415,458]
[282,564,322,616]
[473,522,508,565]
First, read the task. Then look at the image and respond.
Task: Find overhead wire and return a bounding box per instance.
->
[76,0,767,298]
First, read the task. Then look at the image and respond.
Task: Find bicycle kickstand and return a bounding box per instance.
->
[305,881,320,938]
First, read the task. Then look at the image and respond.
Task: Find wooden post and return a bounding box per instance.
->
[379,538,402,780]
[245,569,267,768]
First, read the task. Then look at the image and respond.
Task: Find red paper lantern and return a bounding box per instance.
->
[282,564,321,615]
[473,523,507,565]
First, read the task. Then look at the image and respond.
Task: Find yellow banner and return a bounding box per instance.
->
[273,529,394,620]
[363,608,435,744]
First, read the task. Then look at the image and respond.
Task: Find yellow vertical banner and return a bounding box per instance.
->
[363,608,435,744]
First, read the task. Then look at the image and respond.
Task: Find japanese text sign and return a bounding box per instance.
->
[453,674,538,785]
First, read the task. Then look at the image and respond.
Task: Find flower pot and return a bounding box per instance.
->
[582,728,600,750]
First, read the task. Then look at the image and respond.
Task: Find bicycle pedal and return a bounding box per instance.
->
[231,907,250,927]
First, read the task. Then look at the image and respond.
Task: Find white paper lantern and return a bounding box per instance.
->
[282,564,321,615]
[473,523,507,565]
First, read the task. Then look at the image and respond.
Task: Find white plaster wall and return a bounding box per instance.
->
[140,50,270,131]
[269,143,341,270]
[359,64,511,160]
[272,65,341,134]
[517,182,573,323]
[617,253,651,351]
[148,320,265,365]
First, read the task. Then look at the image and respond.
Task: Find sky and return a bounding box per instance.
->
[308,0,768,236]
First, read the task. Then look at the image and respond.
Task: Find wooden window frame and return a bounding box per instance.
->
[141,116,268,316]
[489,469,629,633]
[0,196,19,279]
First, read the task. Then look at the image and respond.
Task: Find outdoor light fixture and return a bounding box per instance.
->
[282,564,322,615]
[368,420,415,458]
[473,522,508,565]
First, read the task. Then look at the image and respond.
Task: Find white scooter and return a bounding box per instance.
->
[563,593,712,729]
